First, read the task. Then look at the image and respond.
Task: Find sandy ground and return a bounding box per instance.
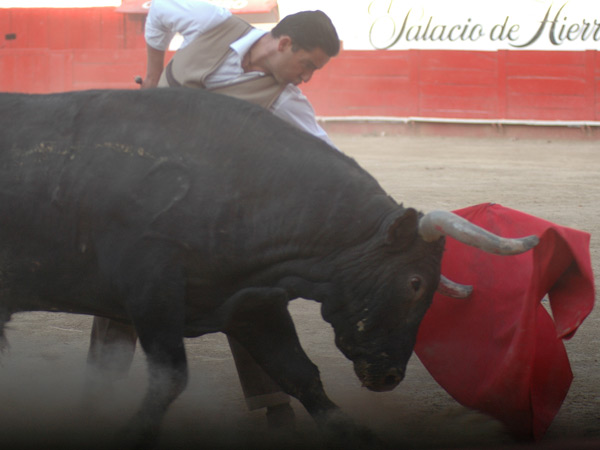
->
[0,134,598,449]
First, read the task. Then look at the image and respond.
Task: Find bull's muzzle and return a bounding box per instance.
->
[353,361,405,392]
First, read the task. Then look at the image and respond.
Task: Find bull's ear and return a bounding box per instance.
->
[385,208,419,247]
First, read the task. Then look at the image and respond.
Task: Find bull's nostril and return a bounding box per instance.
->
[384,374,400,386]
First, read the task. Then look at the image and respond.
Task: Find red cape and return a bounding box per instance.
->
[415,203,595,440]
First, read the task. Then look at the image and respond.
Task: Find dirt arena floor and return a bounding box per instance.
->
[0,133,598,449]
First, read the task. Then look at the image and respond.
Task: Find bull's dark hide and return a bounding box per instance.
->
[0,88,447,448]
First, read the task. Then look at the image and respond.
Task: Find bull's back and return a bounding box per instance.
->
[0,89,396,285]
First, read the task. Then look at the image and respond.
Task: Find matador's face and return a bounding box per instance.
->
[273,36,330,86]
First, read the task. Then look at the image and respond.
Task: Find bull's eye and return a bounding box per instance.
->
[409,276,422,293]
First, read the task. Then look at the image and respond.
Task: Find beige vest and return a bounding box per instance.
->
[158,16,285,109]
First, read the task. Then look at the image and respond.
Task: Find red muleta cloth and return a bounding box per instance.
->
[414,203,595,440]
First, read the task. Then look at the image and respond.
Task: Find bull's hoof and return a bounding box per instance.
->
[113,416,161,450]
[319,410,387,450]
[266,403,296,430]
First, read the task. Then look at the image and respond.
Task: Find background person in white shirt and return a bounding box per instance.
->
[87,0,340,429]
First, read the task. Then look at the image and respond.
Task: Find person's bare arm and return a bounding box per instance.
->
[142,44,167,89]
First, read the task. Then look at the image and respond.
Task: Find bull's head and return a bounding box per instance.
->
[321,208,538,393]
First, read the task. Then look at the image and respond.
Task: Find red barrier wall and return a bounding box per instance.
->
[1,7,599,123]
[0,8,146,92]
[301,49,600,122]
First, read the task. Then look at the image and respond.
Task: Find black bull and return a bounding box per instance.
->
[0,89,538,446]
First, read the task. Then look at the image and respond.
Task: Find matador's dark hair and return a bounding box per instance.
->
[271,10,340,57]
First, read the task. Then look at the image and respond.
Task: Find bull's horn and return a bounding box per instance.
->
[438,275,473,298]
[419,210,539,255]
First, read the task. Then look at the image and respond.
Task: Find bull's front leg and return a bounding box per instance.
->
[112,246,189,449]
[224,288,382,449]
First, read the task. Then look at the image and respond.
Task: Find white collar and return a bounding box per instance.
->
[230,28,268,57]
